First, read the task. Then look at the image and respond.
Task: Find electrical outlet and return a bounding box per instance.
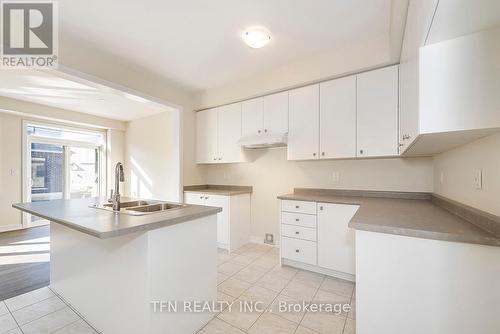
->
[474,169,482,190]
[264,233,274,245]
[332,171,340,183]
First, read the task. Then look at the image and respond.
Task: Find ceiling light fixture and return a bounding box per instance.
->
[242,27,271,49]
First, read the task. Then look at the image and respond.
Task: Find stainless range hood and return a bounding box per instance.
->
[238,132,288,149]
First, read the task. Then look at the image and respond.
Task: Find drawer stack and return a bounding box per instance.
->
[281,200,317,265]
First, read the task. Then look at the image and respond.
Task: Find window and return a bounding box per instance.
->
[23,122,106,226]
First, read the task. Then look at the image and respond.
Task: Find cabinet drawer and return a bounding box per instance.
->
[281,237,317,265]
[282,200,317,214]
[281,212,317,229]
[282,224,317,242]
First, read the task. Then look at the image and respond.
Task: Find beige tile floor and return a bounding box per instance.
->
[0,243,355,334]
[0,287,98,334]
[199,243,356,334]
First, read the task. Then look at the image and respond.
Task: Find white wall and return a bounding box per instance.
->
[58,49,206,187]
[194,36,392,110]
[206,148,434,242]
[0,113,23,231]
[0,99,126,230]
[434,132,500,216]
[124,112,181,202]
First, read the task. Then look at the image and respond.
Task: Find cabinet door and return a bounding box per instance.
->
[263,91,288,134]
[204,194,229,245]
[288,85,320,160]
[317,203,359,275]
[242,98,264,137]
[196,108,218,163]
[319,76,357,159]
[399,0,438,153]
[357,66,399,157]
[218,103,242,163]
[184,192,204,205]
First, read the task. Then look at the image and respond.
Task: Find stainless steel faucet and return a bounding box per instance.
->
[112,162,125,211]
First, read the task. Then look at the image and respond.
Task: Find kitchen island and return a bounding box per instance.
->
[13,197,222,334]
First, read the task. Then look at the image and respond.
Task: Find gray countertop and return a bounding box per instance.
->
[278,189,500,247]
[184,185,253,196]
[13,197,221,239]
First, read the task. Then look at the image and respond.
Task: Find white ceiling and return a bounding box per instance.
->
[426,0,500,44]
[57,0,396,91]
[0,69,174,121]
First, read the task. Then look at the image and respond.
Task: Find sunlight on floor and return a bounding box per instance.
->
[0,236,50,265]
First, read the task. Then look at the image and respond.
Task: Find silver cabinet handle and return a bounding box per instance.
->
[295,218,299,222]
[213,157,216,160]
[264,129,267,133]
[295,231,299,235]
[313,153,317,157]
[359,149,364,155]
[218,157,222,160]
[295,205,299,209]
[258,130,261,133]
[321,152,325,156]
[199,196,203,199]
[403,134,411,140]
[319,206,323,210]
[204,196,209,199]
[295,249,300,253]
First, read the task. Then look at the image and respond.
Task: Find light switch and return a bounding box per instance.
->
[474,169,482,190]
[439,171,444,185]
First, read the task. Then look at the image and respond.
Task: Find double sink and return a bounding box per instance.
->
[90,200,187,216]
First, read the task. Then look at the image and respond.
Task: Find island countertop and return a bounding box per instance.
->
[278,189,500,247]
[13,197,222,239]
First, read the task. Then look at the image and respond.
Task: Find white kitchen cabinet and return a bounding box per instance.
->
[288,84,320,160]
[241,92,289,138]
[280,199,357,281]
[196,104,244,164]
[357,66,399,157]
[196,108,218,163]
[204,194,229,246]
[218,103,243,163]
[419,27,500,134]
[184,191,250,252]
[319,76,357,159]
[317,203,359,275]
[263,91,288,134]
[399,0,439,153]
[242,98,264,137]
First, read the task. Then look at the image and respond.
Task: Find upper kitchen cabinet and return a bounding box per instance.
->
[400,0,500,155]
[241,91,288,137]
[319,76,357,159]
[218,103,244,163]
[196,103,244,164]
[357,65,399,157]
[242,97,264,137]
[196,107,218,164]
[399,0,439,153]
[288,84,320,160]
[263,91,289,134]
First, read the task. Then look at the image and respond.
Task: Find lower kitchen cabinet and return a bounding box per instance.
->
[280,199,359,281]
[184,192,250,252]
[318,202,359,275]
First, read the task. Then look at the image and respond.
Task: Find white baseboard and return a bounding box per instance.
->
[282,258,356,282]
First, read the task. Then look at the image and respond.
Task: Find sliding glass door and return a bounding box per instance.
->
[24,123,105,226]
